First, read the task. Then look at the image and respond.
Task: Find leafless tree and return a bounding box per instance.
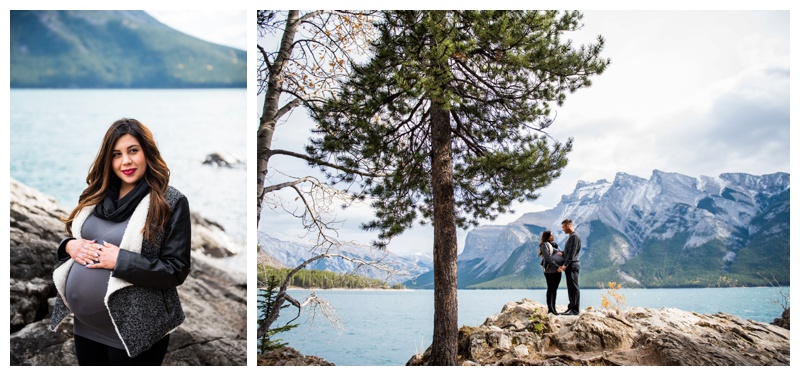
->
[258,241,409,342]
[257,10,377,227]
[759,273,790,311]
[257,10,404,348]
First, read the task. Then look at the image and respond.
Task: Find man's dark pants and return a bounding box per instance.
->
[565,262,580,312]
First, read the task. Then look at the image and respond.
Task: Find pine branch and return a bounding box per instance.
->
[268,148,381,177]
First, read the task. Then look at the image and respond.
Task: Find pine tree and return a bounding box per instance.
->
[308,10,609,365]
[258,275,298,353]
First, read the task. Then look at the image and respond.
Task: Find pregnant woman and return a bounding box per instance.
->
[539,230,564,315]
[48,118,191,365]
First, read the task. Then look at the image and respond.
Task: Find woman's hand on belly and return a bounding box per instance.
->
[66,239,101,266]
[86,241,120,270]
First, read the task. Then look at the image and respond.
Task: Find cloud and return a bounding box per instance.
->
[145,10,247,50]
[647,66,790,177]
[531,11,790,205]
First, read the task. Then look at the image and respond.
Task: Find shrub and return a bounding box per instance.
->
[600,281,626,314]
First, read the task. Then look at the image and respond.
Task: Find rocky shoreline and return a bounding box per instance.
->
[259,347,334,366]
[262,298,789,366]
[9,178,246,366]
[408,299,790,366]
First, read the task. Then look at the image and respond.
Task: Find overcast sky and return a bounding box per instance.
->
[146,10,247,50]
[261,10,791,257]
[0,5,793,259]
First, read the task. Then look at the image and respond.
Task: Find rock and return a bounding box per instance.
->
[163,254,246,366]
[8,178,246,366]
[409,298,790,366]
[9,316,77,366]
[259,346,335,366]
[203,151,243,168]
[190,211,241,258]
[772,308,789,330]
[9,278,53,333]
[9,179,69,333]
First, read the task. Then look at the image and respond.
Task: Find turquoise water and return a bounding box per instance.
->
[9,88,246,242]
[270,287,790,366]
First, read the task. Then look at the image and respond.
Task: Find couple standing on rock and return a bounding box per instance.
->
[538,219,581,316]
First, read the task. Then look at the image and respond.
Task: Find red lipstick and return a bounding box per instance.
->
[122,168,136,176]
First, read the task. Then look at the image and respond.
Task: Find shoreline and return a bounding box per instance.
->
[264,285,788,291]
[281,287,413,291]
[257,285,411,291]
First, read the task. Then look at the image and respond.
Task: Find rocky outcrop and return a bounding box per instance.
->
[9,180,67,334]
[772,308,790,330]
[259,346,335,366]
[191,211,241,258]
[9,178,246,366]
[407,299,790,366]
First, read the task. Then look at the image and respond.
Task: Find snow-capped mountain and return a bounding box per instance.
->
[258,231,433,284]
[409,170,789,289]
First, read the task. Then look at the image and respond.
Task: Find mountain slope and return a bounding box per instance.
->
[10,10,245,88]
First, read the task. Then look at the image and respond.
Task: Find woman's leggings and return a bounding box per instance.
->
[544,272,562,312]
[74,334,170,366]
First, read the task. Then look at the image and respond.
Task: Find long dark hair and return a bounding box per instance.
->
[539,230,552,245]
[537,230,552,256]
[63,118,171,243]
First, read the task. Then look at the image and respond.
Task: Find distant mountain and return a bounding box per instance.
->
[407,170,789,289]
[258,232,433,285]
[10,10,245,88]
[257,248,287,269]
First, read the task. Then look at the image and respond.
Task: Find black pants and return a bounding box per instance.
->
[543,272,562,313]
[74,334,170,366]
[565,263,580,312]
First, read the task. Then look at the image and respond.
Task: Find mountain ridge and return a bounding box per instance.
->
[259,170,788,289]
[10,10,246,88]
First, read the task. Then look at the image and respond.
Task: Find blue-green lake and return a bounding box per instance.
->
[270,287,789,366]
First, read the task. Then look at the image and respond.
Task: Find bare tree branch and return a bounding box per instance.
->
[257,10,378,226]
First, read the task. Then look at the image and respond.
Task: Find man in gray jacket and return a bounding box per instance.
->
[558,219,581,315]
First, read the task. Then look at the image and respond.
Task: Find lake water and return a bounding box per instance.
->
[270,287,790,366]
[9,89,247,244]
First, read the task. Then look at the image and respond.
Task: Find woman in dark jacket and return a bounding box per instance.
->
[538,230,564,315]
[49,118,191,366]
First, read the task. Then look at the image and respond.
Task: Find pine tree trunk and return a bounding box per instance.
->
[429,103,459,366]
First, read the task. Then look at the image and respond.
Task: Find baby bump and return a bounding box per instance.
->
[65,265,112,318]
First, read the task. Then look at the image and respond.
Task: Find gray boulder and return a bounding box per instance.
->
[191,211,241,258]
[772,308,790,330]
[203,151,243,168]
[9,178,246,366]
